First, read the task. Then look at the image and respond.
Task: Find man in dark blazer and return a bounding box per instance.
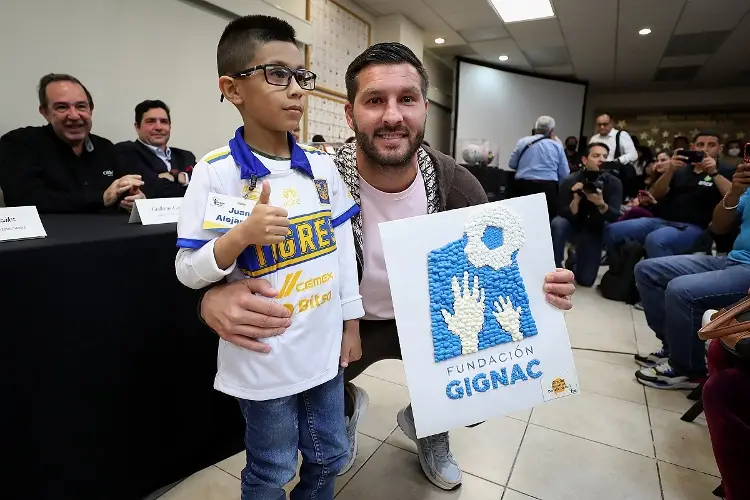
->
[116,100,195,198]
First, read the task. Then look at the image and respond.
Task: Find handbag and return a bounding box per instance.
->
[698,295,750,360]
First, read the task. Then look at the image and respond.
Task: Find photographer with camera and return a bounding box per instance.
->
[552,142,623,287]
[604,131,734,258]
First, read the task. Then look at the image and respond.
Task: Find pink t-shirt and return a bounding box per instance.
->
[359,169,428,320]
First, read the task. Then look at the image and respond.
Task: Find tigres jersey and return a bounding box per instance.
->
[175,130,363,400]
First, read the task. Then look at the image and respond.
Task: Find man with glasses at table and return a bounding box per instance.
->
[0,73,146,213]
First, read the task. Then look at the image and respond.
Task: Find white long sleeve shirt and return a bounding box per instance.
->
[589,128,638,164]
[175,131,364,400]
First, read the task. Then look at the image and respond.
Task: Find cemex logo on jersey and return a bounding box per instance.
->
[277,270,335,315]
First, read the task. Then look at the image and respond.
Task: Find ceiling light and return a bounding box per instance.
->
[488,0,555,24]
[499,55,509,61]
[639,28,652,35]
[434,37,445,44]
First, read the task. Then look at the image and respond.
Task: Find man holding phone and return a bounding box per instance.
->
[552,142,623,286]
[604,131,734,258]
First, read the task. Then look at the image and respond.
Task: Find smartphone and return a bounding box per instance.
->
[678,150,704,164]
[744,142,750,164]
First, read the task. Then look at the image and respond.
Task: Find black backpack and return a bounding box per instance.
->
[599,241,644,304]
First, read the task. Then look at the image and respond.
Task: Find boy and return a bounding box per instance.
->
[174,15,364,500]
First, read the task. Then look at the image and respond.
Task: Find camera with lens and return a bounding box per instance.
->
[575,169,603,196]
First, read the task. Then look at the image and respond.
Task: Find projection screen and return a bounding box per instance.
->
[452,58,588,169]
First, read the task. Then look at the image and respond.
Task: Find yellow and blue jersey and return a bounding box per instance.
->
[175,128,363,400]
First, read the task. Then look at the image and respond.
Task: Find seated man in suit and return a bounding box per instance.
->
[116,100,195,198]
[0,73,145,214]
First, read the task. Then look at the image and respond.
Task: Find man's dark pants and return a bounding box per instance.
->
[634,255,750,376]
[513,179,559,222]
[343,320,483,428]
[551,216,602,287]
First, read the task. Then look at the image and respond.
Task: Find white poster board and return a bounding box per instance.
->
[379,194,578,438]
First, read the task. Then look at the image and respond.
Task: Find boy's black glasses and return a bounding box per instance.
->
[220,64,317,102]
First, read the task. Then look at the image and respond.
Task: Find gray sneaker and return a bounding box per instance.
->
[338,383,369,476]
[397,405,462,490]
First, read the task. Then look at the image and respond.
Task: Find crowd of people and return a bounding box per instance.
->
[509,112,749,498]
[0,11,746,500]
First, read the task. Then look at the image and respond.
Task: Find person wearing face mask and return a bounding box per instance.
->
[723,140,743,168]
[0,73,146,213]
[564,136,583,172]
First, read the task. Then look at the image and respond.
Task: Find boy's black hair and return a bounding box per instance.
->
[344,42,429,103]
[134,99,170,125]
[217,15,297,77]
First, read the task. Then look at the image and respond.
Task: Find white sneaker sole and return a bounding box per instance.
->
[338,387,369,476]
[636,377,700,390]
[396,408,462,491]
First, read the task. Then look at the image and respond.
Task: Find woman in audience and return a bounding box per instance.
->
[644,150,671,188]
[703,337,750,500]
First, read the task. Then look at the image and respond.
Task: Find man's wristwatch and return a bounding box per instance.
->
[709,171,719,177]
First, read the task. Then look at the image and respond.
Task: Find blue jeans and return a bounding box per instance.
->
[551,216,602,287]
[603,217,704,258]
[634,255,750,376]
[237,370,349,500]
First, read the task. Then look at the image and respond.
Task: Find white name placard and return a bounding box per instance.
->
[202,193,256,232]
[0,206,47,242]
[129,198,183,225]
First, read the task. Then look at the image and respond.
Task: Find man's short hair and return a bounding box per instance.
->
[38,73,94,110]
[344,42,429,103]
[135,100,170,125]
[534,116,555,135]
[586,142,610,155]
[217,15,296,76]
[693,130,721,143]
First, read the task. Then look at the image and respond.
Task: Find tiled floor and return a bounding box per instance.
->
[156,285,721,500]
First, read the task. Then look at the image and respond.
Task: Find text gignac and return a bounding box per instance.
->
[444,346,541,400]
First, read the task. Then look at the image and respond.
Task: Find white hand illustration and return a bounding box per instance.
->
[493,296,523,342]
[441,272,486,355]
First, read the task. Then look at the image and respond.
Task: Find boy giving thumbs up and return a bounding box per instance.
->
[212,180,291,270]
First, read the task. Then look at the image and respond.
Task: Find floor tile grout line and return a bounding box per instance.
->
[359,373,406,386]
[334,440,388,498]
[644,384,666,500]
[655,458,722,479]
[573,347,638,356]
[502,408,533,494]
[214,463,240,481]
[527,421,657,460]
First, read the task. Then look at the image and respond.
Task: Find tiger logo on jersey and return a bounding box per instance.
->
[314,179,330,204]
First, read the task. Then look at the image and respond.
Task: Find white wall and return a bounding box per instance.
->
[425,103,452,153]
[0,0,256,158]
[583,86,750,136]
[455,61,586,168]
[423,51,453,109]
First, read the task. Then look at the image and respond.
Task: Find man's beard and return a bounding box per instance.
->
[353,119,426,171]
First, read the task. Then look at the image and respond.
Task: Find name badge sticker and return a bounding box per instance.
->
[203,193,256,232]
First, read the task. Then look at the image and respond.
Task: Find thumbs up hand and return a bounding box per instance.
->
[236,180,290,245]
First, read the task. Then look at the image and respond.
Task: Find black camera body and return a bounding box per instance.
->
[576,169,603,195]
